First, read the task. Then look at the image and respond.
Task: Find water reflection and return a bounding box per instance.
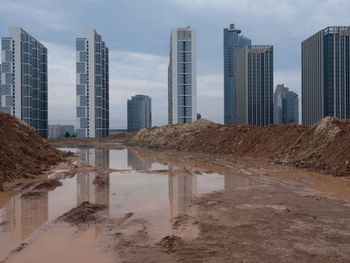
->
[2,192,48,243]
[0,147,260,259]
[127,149,152,170]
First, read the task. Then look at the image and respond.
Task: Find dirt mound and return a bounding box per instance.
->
[57,201,106,226]
[129,117,350,176]
[0,111,69,188]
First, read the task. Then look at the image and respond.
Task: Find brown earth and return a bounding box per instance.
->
[129,117,350,176]
[0,111,71,189]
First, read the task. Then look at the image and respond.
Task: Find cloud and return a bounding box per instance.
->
[0,0,74,31]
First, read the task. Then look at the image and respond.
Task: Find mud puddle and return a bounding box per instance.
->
[0,147,259,262]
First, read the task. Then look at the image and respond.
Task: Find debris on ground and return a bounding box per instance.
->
[157,235,184,253]
[129,117,350,176]
[0,111,71,187]
[14,179,63,199]
[57,201,106,226]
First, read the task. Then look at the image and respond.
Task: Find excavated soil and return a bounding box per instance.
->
[0,111,70,188]
[129,117,350,176]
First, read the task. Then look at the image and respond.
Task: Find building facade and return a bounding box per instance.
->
[76,28,109,138]
[0,27,48,138]
[48,125,75,138]
[168,27,197,124]
[224,24,251,125]
[273,84,289,124]
[236,45,274,126]
[302,26,350,125]
[281,90,299,124]
[127,94,152,132]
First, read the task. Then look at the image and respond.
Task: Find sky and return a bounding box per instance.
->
[0,0,349,128]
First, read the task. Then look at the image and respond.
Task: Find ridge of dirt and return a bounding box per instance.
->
[129,117,350,176]
[0,111,71,188]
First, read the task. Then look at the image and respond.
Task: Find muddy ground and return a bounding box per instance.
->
[1,138,350,262]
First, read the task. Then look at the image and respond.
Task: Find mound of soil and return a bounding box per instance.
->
[57,201,106,226]
[0,111,69,188]
[129,117,350,176]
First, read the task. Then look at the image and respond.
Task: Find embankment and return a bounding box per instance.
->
[129,117,350,176]
[0,111,69,188]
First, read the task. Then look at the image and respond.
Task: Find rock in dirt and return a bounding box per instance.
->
[129,117,350,176]
[57,201,106,226]
[0,111,70,186]
[157,235,184,253]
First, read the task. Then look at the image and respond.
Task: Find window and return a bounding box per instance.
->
[6,96,13,106]
[5,51,13,62]
[80,74,88,84]
[80,52,88,62]
[77,107,85,117]
[76,85,85,95]
[76,40,85,51]
[80,96,88,106]
[0,85,11,95]
[5,73,13,84]
[2,39,11,51]
[80,118,88,128]
[2,62,11,73]
[76,63,85,73]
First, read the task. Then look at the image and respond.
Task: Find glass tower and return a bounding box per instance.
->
[168,27,197,124]
[0,27,48,138]
[224,24,251,125]
[76,28,109,138]
[127,94,152,132]
[302,26,350,125]
[236,45,274,126]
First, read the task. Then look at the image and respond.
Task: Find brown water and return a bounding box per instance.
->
[0,147,258,262]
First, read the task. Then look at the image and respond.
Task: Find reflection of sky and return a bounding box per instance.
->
[0,147,259,259]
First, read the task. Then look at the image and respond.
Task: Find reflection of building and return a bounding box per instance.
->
[79,148,110,168]
[224,175,257,192]
[1,27,48,137]
[127,95,152,132]
[127,149,152,170]
[168,166,197,219]
[2,192,48,243]
[48,125,74,138]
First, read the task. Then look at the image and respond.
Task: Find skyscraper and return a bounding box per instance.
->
[76,28,109,138]
[0,27,48,138]
[274,84,289,124]
[302,26,350,125]
[236,45,274,126]
[168,27,197,124]
[127,94,152,132]
[274,84,299,124]
[224,24,251,125]
[281,90,299,124]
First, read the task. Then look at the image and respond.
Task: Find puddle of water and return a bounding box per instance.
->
[0,147,258,261]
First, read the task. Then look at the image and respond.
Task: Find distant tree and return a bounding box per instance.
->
[65,131,71,138]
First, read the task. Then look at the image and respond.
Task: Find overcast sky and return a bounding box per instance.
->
[1,0,349,127]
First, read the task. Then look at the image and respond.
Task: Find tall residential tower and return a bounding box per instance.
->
[127,94,152,132]
[236,45,274,126]
[0,27,48,137]
[76,28,109,138]
[168,27,197,124]
[302,26,350,125]
[224,24,251,124]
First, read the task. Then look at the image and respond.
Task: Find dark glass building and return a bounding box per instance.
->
[236,45,274,126]
[302,26,350,125]
[224,24,251,125]
[127,95,152,132]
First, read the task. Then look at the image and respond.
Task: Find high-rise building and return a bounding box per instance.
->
[127,94,152,132]
[302,26,350,125]
[274,84,299,124]
[274,84,289,124]
[281,90,299,124]
[236,45,274,126]
[76,28,109,138]
[224,24,251,125]
[0,27,48,138]
[168,27,197,124]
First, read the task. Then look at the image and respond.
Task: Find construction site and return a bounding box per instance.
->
[0,111,350,263]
